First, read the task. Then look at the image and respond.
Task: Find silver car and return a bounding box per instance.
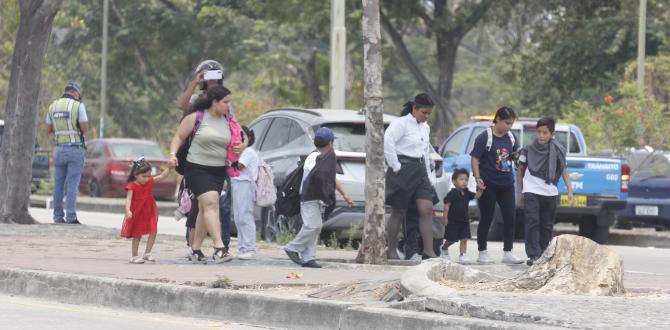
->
[249,108,450,243]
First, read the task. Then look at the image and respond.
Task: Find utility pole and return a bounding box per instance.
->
[637,0,647,95]
[100,0,109,138]
[356,0,386,264]
[329,0,346,109]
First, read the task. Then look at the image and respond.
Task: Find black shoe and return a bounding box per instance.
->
[212,247,233,263]
[301,260,322,268]
[191,250,208,264]
[526,256,539,266]
[421,252,438,260]
[284,248,303,265]
[54,218,65,224]
[66,219,81,225]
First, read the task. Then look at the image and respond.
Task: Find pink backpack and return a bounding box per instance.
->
[226,114,242,178]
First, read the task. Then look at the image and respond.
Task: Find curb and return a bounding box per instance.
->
[0,267,555,329]
[30,195,176,217]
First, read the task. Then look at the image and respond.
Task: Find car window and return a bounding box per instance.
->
[442,128,468,158]
[110,143,164,159]
[288,120,304,143]
[249,118,272,148]
[554,131,568,150]
[259,118,292,151]
[635,154,670,179]
[569,131,581,154]
[466,127,486,154]
[86,143,104,159]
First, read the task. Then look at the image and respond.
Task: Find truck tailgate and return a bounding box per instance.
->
[559,157,624,197]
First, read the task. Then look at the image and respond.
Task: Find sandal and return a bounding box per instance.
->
[129,256,145,264]
[142,253,156,262]
[212,247,233,264]
[191,249,208,264]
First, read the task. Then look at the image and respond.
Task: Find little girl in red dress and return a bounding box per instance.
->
[121,157,171,264]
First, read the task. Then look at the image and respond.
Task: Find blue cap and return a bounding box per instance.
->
[314,127,335,144]
[65,82,81,94]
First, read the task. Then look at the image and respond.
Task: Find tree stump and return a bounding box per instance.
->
[474,234,625,296]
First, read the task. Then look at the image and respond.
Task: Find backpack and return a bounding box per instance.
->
[255,159,277,207]
[274,159,305,217]
[485,127,516,152]
[175,111,204,175]
[176,178,193,215]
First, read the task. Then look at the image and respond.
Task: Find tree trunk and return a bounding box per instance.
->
[0,0,63,224]
[303,48,324,108]
[434,30,460,145]
[356,0,386,264]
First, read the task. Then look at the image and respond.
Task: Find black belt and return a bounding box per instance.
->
[398,155,424,163]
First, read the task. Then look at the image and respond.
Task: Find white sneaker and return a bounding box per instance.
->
[409,253,422,262]
[458,254,471,264]
[237,251,256,260]
[477,250,494,264]
[396,248,406,260]
[502,251,524,264]
[440,248,450,261]
[185,247,193,261]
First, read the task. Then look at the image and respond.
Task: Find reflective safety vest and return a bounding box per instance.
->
[48,97,82,145]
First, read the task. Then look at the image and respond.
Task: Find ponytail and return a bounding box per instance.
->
[400,93,434,116]
[182,85,232,120]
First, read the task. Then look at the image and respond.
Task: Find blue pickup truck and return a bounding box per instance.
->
[437,117,628,244]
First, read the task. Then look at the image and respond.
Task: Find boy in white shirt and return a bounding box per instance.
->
[517,117,574,266]
[232,126,259,260]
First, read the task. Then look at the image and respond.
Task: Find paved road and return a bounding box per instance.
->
[0,294,276,330]
[27,207,670,291]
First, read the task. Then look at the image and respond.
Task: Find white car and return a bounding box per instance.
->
[248,108,449,243]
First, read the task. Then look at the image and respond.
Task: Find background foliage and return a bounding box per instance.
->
[1,0,669,153]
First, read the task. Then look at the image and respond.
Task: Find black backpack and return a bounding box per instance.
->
[175,111,204,175]
[275,159,305,217]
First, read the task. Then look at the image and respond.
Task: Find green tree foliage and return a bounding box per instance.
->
[563,56,670,153]
[507,0,667,117]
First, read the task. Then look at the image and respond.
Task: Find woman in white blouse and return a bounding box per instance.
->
[384,93,437,259]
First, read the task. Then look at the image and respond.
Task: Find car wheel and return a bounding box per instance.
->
[89,180,102,198]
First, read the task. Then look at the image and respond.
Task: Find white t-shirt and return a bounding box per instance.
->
[522,168,559,196]
[232,147,259,182]
[299,152,319,194]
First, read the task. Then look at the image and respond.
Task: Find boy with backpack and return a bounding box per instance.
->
[284,127,353,268]
[231,126,259,260]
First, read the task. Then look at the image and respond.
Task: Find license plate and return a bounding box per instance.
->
[561,195,587,207]
[151,167,158,176]
[635,205,659,216]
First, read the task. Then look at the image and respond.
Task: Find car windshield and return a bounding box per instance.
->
[110,143,165,159]
[321,123,389,153]
[521,128,568,149]
[631,153,670,179]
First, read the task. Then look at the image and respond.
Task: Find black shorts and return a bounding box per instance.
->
[444,220,471,242]
[184,162,227,197]
[385,156,433,209]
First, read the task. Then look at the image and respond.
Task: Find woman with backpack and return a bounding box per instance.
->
[168,85,239,263]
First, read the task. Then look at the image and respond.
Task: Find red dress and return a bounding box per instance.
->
[120,177,158,238]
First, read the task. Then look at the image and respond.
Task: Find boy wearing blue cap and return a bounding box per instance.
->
[285,127,353,268]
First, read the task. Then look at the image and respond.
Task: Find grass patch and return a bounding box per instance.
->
[208,275,234,289]
[34,178,54,196]
[276,227,297,246]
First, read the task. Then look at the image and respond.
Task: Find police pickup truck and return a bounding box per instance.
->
[437,117,628,244]
[0,119,51,191]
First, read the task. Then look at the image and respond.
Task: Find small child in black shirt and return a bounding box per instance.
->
[441,169,482,263]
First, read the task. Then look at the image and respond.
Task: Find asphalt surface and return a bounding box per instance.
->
[0,294,277,330]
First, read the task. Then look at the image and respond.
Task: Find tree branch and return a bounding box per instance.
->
[453,0,493,37]
[380,11,455,118]
[110,0,167,93]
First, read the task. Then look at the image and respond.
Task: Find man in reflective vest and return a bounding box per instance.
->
[45,82,89,224]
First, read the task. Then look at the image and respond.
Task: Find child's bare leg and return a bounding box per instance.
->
[131,237,141,257]
[145,234,156,254]
[459,239,467,255]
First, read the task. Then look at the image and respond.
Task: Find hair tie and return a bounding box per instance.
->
[133,156,145,164]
